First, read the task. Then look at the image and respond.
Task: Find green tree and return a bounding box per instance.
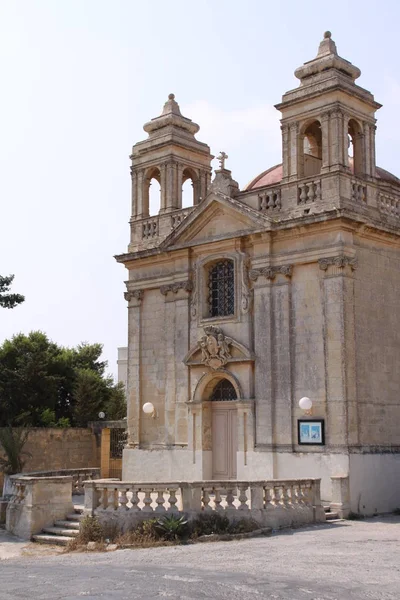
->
[0,275,24,309]
[0,332,125,427]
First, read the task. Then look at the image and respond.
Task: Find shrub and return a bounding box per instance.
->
[155,514,189,541]
[190,512,230,537]
[228,517,260,534]
[78,515,104,543]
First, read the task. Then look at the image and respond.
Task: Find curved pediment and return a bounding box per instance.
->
[184,325,254,371]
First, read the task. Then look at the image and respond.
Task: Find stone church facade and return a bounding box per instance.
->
[116,33,400,513]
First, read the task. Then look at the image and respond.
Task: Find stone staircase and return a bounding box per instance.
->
[324,504,342,522]
[32,504,84,546]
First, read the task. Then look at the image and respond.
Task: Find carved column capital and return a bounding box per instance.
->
[124,289,144,304]
[160,280,193,295]
[319,255,358,272]
[249,264,293,282]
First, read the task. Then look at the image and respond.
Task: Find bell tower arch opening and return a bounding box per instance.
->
[182,167,200,208]
[348,119,364,177]
[144,167,161,216]
[300,120,322,177]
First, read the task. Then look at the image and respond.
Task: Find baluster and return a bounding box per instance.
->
[308,182,315,203]
[202,487,212,512]
[118,488,129,511]
[298,184,307,204]
[315,180,321,201]
[225,487,235,511]
[276,191,282,210]
[291,483,300,505]
[155,489,166,513]
[264,485,274,509]
[107,487,118,511]
[142,487,153,513]
[130,488,140,512]
[214,488,223,512]
[267,193,274,210]
[237,484,249,511]
[281,483,291,508]
[167,488,178,512]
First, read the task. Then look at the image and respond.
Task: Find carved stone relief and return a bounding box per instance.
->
[199,326,233,370]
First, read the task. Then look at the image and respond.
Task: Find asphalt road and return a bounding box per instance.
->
[1,516,399,600]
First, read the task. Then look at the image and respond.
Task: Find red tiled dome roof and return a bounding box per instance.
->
[245,162,400,191]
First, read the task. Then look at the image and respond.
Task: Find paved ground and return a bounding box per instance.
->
[1,516,399,599]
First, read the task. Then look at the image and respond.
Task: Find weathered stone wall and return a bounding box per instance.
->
[0,428,99,491]
[354,239,400,447]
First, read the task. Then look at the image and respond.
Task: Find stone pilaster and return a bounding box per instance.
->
[330,109,345,168]
[319,256,358,448]
[160,282,192,445]
[271,273,293,449]
[321,111,331,172]
[124,289,144,448]
[288,122,299,181]
[281,124,290,181]
[130,168,137,218]
[160,163,167,211]
[136,169,145,218]
[253,282,273,448]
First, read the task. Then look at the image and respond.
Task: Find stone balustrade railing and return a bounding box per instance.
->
[379,193,400,219]
[13,467,100,495]
[297,180,321,204]
[84,478,325,532]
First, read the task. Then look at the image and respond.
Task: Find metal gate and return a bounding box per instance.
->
[100,427,127,479]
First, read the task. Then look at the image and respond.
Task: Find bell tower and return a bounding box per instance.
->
[130,94,213,219]
[276,32,382,182]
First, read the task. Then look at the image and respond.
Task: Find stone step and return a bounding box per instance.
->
[32,534,74,546]
[325,511,340,520]
[74,505,84,514]
[67,512,84,521]
[42,526,79,537]
[54,520,81,530]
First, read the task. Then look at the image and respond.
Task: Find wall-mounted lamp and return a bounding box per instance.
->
[299,396,313,415]
[142,402,156,419]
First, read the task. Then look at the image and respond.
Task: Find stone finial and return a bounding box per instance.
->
[294,32,361,82]
[143,93,200,136]
[161,93,182,116]
[317,30,338,57]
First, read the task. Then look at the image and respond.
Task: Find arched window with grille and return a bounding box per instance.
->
[210,379,237,401]
[207,259,235,318]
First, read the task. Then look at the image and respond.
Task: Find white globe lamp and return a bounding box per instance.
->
[142,402,156,418]
[299,397,313,412]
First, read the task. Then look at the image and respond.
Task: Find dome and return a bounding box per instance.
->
[245,161,400,191]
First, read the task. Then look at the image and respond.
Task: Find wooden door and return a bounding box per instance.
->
[212,404,237,480]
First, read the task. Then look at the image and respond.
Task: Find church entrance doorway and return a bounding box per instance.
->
[210,379,237,480]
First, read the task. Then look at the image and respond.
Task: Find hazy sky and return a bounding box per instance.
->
[1,0,399,378]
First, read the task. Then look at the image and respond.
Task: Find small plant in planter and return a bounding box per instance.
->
[0,427,31,498]
[155,514,189,541]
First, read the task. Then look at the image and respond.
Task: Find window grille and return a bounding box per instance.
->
[210,379,237,401]
[208,260,234,317]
